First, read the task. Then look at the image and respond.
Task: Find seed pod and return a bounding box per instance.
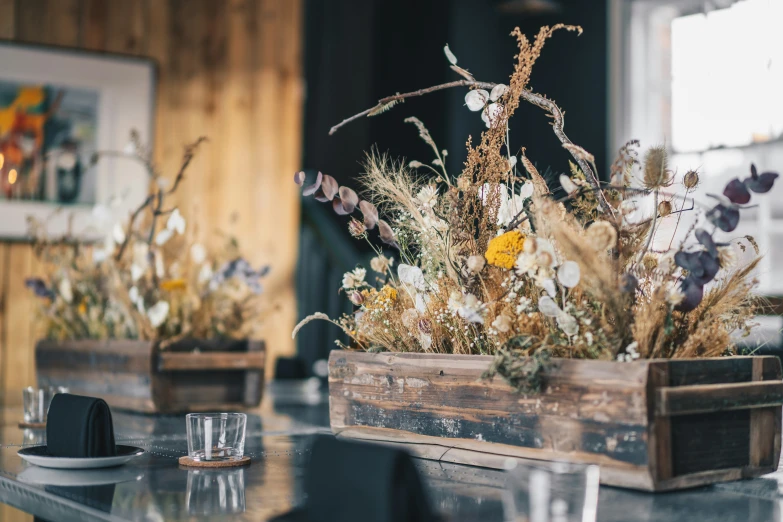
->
[643,146,672,189]
[658,200,673,217]
[683,170,699,189]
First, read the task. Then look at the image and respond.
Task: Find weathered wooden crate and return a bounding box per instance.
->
[36,338,265,414]
[328,351,783,491]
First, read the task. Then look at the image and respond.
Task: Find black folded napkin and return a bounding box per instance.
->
[273,435,438,522]
[46,393,116,458]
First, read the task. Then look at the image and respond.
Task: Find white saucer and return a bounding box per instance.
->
[17,445,144,470]
[18,466,144,486]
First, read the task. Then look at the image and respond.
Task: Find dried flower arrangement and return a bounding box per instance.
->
[25,134,269,346]
[292,24,780,391]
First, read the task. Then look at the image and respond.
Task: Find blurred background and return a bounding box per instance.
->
[0,0,780,400]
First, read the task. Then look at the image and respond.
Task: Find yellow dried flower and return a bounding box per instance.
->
[78,299,87,315]
[161,278,187,291]
[362,285,398,311]
[485,231,526,269]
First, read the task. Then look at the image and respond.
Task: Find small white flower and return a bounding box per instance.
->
[415,185,439,209]
[481,102,503,128]
[58,278,73,303]
[147,301,170,328]
[557,261,581,288]
[489,84,508,101]
[448,291,464,312]
[130,264,145,282]
[466,255,486,274]
[342,267,367,290]
[128,286,140,304]
[515,252,537,275]
[93,248,108,264]
[155,228,173,246]
[457,294,485,324]
[167,208,186,234]
[492,314,513,333]
[444,44,458,65]
[658,253,676,274]
[666,284,685,307]
[190,243,207,264]
[198,264,213,284]
[112,223,126,245]
[624,341,640,360]
[370,255,394,274]
[465,89,489,111]
[559,175,579,195]
[154,250,165,278]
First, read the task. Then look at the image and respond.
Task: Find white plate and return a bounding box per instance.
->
[17,445,144,470]
[18,466,144,486]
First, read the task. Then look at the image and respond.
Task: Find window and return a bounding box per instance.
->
[610,0,783,294]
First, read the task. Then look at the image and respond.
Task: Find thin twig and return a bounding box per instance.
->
[329,80,612,214]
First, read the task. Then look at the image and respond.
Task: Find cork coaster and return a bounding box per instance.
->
[18,421,46,430]
[178,455,251,468]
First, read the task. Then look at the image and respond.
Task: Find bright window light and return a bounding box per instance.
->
[670,0,783,152]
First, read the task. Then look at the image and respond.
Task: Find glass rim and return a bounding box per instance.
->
[504,458,599,474]
[186,412,247,420]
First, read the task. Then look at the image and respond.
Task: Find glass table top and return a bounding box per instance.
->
[1,385,782,521]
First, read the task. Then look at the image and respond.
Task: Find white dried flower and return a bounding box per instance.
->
[515,253,537,275]
[198,264,213,284]
[489,84,508,101]
[559,174,579,195]
[130,264,145,282]
[128,286,140,305]
[658,253,676,274]
[666,284,685,307]
[465,90,489,111]
[342,267,367,290]
[447,291,464,313]
[481,102,503,128]
[58,278,73,303]
[191,243,207,264]
[147,301,170,328]
[415,185,439,209]
[557,261,581,288]
[443,44,458,65]
[492,314,513,333]
[717,246,737,269]
[155,228,173,246]
[457,293,486,324]
[166,208,186,234]
[370,255,394,274]
[398,264,426,291]
[467,255,486,274]
[112,223,126,245]
[154,250,165,278]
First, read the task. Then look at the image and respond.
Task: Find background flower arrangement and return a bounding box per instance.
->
[294,25,779,391]
[26,134,269,346]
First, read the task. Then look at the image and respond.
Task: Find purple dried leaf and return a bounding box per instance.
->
[320,174,339,201]
[359,200,378,230]
[339,186,359,214]
[294,171,306,186]
[378,219,397,247]
[694,228,717,257]
[313,188,330,202]
[302,171,323,196]
[723,178,750,204]
[676,277,704,312]
[706,204,740,232]
[675,251,704,277]
[332,197,351,216]
[744,172,778,194]
[691,251,719,285]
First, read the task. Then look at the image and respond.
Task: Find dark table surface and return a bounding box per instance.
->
[1,380,782,521]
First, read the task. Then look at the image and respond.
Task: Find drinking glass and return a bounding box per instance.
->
[22,386,68,423]
[186,413,247,461]
[503,459,600,522]
[186,468,246,515]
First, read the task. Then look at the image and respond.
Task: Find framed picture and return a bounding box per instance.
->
[0,42,155,239]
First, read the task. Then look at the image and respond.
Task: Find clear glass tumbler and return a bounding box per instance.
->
[23,386,68,423]
[186,468,246,515]
[503,459,600,522]
[186,413,247,461]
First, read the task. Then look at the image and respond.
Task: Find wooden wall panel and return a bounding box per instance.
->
[0,0,304,415]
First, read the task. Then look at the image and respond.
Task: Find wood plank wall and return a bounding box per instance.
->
[0,0,303,405]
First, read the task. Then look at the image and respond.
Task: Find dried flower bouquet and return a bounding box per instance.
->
[294,25,778,391]
[26,134,269,346]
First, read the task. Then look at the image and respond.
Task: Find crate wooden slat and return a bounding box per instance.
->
[328,351,783,492]
[36,339,265,414]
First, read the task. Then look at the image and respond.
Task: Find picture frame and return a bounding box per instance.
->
[0,41,156,240]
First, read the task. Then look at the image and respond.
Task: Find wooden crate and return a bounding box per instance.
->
[36,339,265,414]
[328,351,783,491]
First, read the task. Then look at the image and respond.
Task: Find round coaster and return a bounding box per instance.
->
[178,455,251,469]
[18,422,46,430]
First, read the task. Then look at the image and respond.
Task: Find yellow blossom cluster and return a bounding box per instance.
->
[362,285,398,311]
[485,231,526,269]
